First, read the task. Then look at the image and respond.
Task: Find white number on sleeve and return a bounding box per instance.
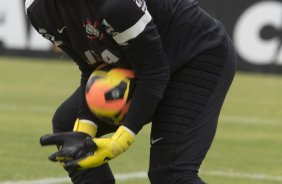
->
[101,49,119,64]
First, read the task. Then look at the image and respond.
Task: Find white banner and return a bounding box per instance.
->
[233,1,282,65]
[1,0,282,73]
[0,0,52,51]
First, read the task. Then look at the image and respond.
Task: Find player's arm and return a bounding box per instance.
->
[38,0,169,169]
[41,0,171,170]
[101,0,170,133]
[44,0,171,169]
[55,0,171,169]
[25,0,99,137]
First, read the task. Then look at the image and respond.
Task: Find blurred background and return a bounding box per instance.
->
[0,0,281,184]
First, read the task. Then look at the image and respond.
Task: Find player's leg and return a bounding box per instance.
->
[148,37,236,184]
[52,86,117,184]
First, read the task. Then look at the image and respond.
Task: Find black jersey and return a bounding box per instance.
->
[25,0,227,133]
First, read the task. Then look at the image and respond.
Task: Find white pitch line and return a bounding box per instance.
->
[201,170,282,182]
[0,172,146,184]
[115,171,147,180]
[1,170,282,184]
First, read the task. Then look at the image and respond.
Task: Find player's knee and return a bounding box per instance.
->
[148,166,206,184]
[52,107,66,133]
[52,105,77,133]
[69,164,115,184]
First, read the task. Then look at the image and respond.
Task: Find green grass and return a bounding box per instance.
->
[0,57,282,184]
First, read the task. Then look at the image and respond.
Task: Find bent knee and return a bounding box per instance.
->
[52,105,77,133]
[69,164,115,184]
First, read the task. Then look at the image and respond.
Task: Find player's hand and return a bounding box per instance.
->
[63,126,135,170]
[40,131,97,163]
[39,119,97,163]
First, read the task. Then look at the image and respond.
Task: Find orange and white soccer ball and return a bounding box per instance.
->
[85,66,134,125]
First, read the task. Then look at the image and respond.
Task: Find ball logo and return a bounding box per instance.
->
[111,89,120,99]
[233,1,282,65]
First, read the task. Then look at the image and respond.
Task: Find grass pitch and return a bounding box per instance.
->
[0,57,282,184]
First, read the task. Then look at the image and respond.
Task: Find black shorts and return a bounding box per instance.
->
[148,37,236,184]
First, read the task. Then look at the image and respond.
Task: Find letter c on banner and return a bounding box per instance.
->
[233,1,282,65]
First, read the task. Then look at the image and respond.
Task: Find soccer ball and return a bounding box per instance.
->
[85,66,135,125]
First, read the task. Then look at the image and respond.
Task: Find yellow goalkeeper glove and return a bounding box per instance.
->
[40,125,135,170]
[64,125,135,170]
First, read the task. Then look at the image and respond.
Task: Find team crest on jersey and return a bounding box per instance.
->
[83,19,104,41]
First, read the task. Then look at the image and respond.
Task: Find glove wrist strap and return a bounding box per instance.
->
[73,119,97,137]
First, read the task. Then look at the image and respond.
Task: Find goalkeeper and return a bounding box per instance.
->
[25,0,236,183]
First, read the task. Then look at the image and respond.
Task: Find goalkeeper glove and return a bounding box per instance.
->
[40,131,97,162]
[40,125,135,170]
[40,119,97,162]
[66,125,135,169]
